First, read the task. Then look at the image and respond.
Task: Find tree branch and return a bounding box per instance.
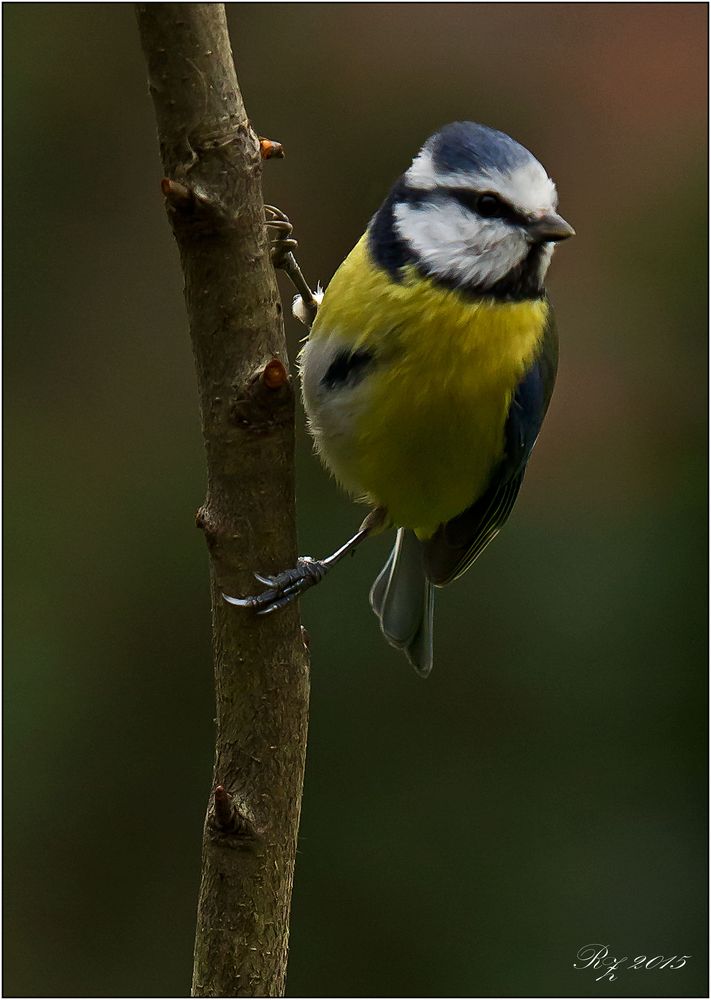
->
[136,6,310,996]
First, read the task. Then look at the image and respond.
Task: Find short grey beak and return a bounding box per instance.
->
[526,212,576,243]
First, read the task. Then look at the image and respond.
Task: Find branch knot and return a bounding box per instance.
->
[211,785,262,841]
[228,359,293,433]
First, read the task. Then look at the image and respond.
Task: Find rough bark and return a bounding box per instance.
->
[136,6,310,996]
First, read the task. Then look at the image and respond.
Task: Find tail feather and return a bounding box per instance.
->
[404,581,435,676]
[369,545,395,620]
[370,528,435,677]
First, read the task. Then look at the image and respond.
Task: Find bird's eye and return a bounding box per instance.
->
[476,194,503,218]
[450,189,505,220]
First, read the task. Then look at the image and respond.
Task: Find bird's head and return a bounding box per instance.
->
[372,122,574,299]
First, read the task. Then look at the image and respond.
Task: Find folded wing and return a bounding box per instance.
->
[424,308,559,586]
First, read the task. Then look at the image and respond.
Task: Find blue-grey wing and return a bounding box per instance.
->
[423,308,558,586]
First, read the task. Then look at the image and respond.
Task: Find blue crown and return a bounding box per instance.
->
[428,122,535,176]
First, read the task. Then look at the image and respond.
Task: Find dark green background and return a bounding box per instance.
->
[5,4,707,997]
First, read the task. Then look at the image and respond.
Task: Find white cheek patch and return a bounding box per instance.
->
[393,199,530,289]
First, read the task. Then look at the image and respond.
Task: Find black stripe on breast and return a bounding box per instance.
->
[321,348,374,390]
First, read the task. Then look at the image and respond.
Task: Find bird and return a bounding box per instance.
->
[224,121,574,677]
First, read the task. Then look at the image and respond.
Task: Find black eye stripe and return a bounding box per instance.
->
[397,181,529,226]
[447,189,527,226]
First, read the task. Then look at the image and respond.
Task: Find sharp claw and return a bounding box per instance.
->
[256,600,288,616]
[222,592,258,608]
[224,558,328,615]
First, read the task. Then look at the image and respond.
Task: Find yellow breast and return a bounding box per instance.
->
[306,237,549,538]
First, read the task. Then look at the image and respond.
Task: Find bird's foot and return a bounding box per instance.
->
[265,204,298,269]
[223,557,329,615]
[264,205,319,328]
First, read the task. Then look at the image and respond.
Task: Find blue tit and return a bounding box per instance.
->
[225,122,574,677]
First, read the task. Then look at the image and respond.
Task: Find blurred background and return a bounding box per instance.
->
[4,3,707,997]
